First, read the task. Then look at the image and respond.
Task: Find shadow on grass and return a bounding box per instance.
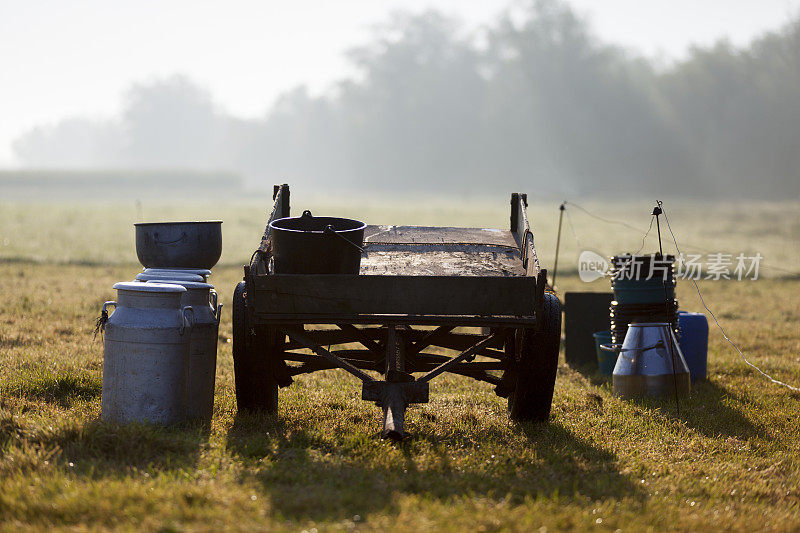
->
[574,366,611,388]
[2,370,209,476]
[4,373,101,409]
[567,369,766,441]
[514,420,638,499]
[38,420,207,475]
[640,379,768,441]
[226,410,641,522]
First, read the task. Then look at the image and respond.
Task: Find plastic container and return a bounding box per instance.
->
[593,330,615,375]
[678,311,709,381]
[612,283,675,304]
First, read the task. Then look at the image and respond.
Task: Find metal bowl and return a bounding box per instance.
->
[135,221,222,269]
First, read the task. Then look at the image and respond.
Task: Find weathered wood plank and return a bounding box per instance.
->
[359,250,524,277]
[509,192,540,277]
[251,274,536,317]
[255,314,536,327]
[257,184,290,253]
[364,225,518,247]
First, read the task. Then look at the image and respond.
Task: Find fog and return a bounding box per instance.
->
[5,0,800,199]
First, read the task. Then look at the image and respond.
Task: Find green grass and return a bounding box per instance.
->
[1,196,798,276]
[1,198,800,530]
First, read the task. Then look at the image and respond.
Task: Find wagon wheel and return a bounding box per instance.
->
[232,281,278,412]
[508,292,562,422]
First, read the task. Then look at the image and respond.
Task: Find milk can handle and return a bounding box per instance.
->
[95,301,117,337]
[210,289,222,323]
[210,289,218,311]
[181,306,195,335]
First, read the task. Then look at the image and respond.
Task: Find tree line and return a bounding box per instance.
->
[12,0,800,198]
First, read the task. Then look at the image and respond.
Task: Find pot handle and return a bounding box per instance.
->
[302,210,313,218]
[601,340,665,354]
[600,343,622,353]
[154,231,188,245]
[324,224,365,253]
[181,306,195,335]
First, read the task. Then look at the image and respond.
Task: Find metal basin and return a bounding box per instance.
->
[135,221,222,269]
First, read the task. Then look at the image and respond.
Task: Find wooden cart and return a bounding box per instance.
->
[233,184,561,440]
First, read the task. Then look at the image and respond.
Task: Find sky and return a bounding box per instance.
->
[1,0,799,166]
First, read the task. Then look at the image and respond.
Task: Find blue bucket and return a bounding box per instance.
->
[593,330,615,376]
[678,311,709,381]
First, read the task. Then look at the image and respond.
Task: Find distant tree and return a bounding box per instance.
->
[120,74,225,168]
[9,2,800,198]
[659,18,800,197]
[235,87,349,190]
[339,11,487,190]
[484,0,689,195]
[12,118,122,167]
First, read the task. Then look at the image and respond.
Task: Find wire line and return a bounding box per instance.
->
[634,215,656,255]
[661,205,800,393]
[565,200,798,276]
[563,207,583,249]
[565,201,651,235]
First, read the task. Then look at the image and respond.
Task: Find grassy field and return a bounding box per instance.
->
[1,197,800,531]
[1,196,798,275]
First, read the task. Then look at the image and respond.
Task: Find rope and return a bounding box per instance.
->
[93,309,108,339]
[634,215,656,255]
[661,206,800,393]
[563,207,583,249]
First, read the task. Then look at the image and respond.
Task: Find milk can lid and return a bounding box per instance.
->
[145,280,213,290]
[114,281,186,293]
[135,272,204,282]
[143,268,212,276]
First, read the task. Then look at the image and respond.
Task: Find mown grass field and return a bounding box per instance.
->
[1,197,799,531]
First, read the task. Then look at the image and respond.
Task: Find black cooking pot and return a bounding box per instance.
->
[268,210,365,274]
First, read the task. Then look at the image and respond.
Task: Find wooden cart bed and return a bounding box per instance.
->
[360,225,524,277]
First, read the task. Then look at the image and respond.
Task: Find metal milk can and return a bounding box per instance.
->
[100,282,194,425]
[602,322,690,399]
[148,280,221,422]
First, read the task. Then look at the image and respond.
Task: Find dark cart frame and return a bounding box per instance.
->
[233,184,561,440]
